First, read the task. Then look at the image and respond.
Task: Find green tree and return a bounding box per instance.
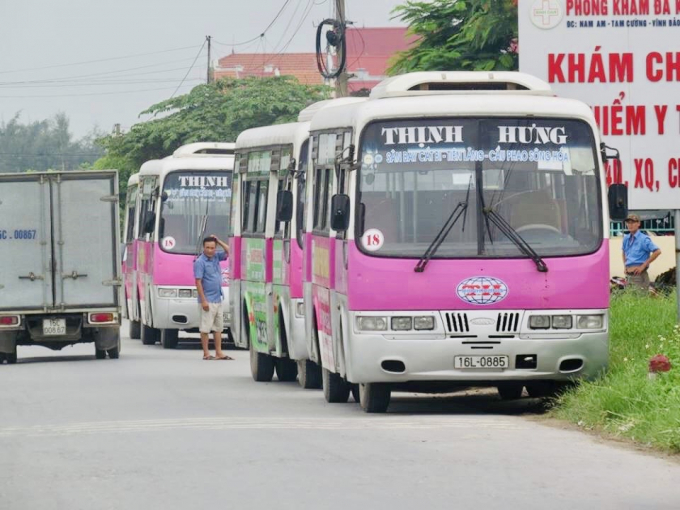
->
[96,76,331,187]
[388,0,518,75]
[0,113,104,173]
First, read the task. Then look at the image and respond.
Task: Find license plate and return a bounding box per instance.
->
[43,318,66,336]
[454,355,509,369]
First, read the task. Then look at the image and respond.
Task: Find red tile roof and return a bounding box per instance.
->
[214,27,415,89]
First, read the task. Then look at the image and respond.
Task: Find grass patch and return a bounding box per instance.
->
[552,291,680,453]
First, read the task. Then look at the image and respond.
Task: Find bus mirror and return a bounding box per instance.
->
[161,191,169,202]
[600,142,620,164]
[276,190,293,222]
[608,184,628,221]
[330,194,350,232]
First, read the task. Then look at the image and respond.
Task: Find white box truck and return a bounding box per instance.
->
[0,170,122,364]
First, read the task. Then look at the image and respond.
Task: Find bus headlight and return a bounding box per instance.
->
[158,288,177,298]
[391,317,412,331]
[529,315,550,329]
[414,316,435,330]
[551,315,573,329]
[356,316,387,331]
[577,315,604,329]
[178,289,193,298]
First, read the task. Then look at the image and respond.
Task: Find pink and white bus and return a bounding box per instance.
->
[122,173,141,338]
[304,72,614,412]
[230,99,364,386]
[134,143,235,348]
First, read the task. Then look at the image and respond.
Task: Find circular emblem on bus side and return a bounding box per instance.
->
[457,277,509,306]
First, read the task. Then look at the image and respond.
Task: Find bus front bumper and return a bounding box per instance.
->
[345,331,608,385]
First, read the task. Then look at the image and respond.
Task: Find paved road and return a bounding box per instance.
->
[1,324,678,510]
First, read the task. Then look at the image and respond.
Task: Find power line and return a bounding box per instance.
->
[212,0,293,47]
[0,79,205,89]
[0,85,195,99]
[0,55,203,87]
[0,45,202,75]
[169,40,207,99]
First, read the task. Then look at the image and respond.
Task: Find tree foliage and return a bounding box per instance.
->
[388,0,518,75]
[0,113,103,173]
[96,76,331,186]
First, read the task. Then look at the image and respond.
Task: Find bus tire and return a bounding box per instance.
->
[322,368,350,403]
[359,383,391,413]
[350,384,360,403]
[107,346,120,359]
[275,357,298,382]
[141,324,159,345]
[5,351,17,365]
[160,329,179,349]
[95,348,107,360]
[525,381,571,399]
[129,320,141,340]
[497,382,524,400]
[249,340,275,382]
[297,360,322,389]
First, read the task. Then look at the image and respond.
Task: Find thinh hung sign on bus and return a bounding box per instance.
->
[358,118,601,258]
[161,171,232,254]
[374,123,571,167]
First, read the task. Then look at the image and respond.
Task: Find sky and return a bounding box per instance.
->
[0,0,408,139]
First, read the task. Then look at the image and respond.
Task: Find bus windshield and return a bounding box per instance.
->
[358,118,602,259]
[161,170,232,255]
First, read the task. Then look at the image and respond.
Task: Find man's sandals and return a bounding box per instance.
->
[203,354,234,360]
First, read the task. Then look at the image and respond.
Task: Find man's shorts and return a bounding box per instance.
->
[199,302,224,334]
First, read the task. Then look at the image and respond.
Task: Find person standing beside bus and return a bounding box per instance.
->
[622,214,662,290]
[194,235,233,360]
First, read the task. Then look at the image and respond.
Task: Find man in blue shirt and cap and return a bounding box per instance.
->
[622,213,661,290]
[194,235,233,360]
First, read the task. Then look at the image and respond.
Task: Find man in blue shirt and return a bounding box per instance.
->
[194,235,232,360]
[622,214,661,290]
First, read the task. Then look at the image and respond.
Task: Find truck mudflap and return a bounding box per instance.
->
[93,327,120,351]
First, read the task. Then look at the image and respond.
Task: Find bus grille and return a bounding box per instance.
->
[444,312,469,334]
[496,312,520,333]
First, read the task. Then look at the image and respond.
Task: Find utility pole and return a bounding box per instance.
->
[334,0,349,98]
[206,35,212,84]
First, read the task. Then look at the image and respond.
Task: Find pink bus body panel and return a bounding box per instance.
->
[289,242,303,299]
[345,240,610,311]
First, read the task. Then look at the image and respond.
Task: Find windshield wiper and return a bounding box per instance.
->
[414,177,472,273]
[482,207,548,273]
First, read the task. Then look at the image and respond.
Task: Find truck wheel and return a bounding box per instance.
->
[249,341,275,382]
[497,382,524,400]
[297,360,322,389]
[129,320,141,340]
[160,329,179,349]
[5,352,17,365]
[141,324,159,345]
[359,383,391,413]
[0,353,5,364]
[95,349,107,360]
[322,368,350,403]
[275,357,298,382]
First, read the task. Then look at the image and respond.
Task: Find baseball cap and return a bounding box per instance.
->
[625,213,640,222]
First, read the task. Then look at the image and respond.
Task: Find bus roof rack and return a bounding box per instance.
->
[172,142,235,157]
[369,72,554,99]
[297,97,366,122]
